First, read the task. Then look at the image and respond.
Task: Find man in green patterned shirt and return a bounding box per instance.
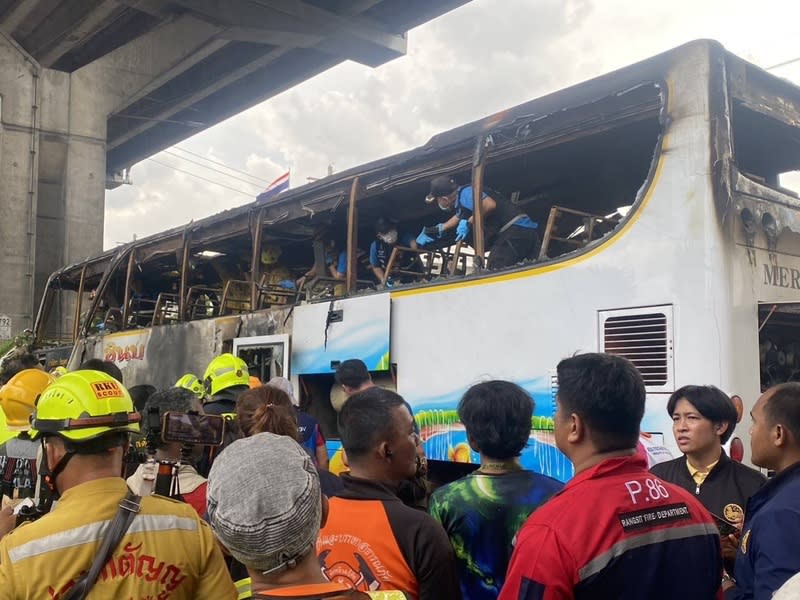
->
[429,381,562,600]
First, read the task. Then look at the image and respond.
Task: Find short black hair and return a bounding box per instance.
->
[556,353,645,452]
[667,385,738,444]
[338,387,406,460]
[458,380,533,459]
[142,388,202,447]
[765,383,800,444]
[129,384,157,414]
[335,359,371,389]
[50,431,130,454]
[79,359,123,384]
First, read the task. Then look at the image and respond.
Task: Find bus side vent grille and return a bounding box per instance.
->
[603,312,668,386]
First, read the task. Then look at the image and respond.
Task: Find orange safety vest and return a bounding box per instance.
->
[317,499,417,598]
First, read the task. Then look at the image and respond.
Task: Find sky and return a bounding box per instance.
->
[104,0,800,249]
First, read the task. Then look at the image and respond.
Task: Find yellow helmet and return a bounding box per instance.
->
[0,369,55,431]
[260,245,282,266]
[203,353,249,397]
[29,370,140,442]
[50,366,68,378]
[0,408,17,445]
[175,373,205,399]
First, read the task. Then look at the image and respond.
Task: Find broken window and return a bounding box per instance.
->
[35,82,666,341]
[732,102,800,197]
[759,303,800,389]
[354,82,663,273]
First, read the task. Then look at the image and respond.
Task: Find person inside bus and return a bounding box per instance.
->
[368,217,422,286]
[297,237,368,295]
[80,288,121,333]
[650,385,765,574]
[258,244,296,303]
[416,175,540,270]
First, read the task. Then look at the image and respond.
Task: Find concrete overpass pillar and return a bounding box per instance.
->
[0,33,44,341]
[0,16,224,342]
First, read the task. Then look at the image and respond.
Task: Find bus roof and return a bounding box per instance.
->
[50,39,800,290]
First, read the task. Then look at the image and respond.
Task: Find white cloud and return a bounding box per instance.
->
[104,0,800,248]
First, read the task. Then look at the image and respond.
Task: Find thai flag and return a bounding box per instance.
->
[257,171,289,202]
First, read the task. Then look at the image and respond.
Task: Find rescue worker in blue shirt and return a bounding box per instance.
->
[723,382,800,599]
[368,217,421,285]
[416,175,540,270]
[298,238,366,283]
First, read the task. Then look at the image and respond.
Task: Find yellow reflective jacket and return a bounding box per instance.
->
[0,477,236,599]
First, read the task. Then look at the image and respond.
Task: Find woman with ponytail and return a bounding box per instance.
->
[236,385,343,498]
[237,386,298,439]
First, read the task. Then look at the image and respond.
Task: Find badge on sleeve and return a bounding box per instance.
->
[740,529,751,555]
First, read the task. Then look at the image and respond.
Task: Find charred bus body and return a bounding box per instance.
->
[30,40,800,480]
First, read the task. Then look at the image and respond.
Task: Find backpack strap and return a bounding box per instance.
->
[61,489,141,600]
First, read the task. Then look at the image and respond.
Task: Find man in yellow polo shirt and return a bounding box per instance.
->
[0,370,236,599]
[651,385,765,572]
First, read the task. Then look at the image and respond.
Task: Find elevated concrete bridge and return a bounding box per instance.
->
[0,0,469,339]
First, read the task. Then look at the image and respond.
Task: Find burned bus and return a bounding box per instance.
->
[31,40,800,480]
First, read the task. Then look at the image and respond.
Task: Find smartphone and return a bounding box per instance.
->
[161,412,225,446]
[710,512,739,537]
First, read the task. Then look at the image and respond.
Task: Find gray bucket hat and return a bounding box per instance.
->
[207,432,322,574]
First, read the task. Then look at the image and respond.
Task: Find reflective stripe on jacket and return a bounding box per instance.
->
[0,477,236,599]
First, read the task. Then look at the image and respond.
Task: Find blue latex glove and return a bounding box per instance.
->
[277,280,296,289]
[455,219,470,242]
[416,223,444,246]
[416,231,433,246]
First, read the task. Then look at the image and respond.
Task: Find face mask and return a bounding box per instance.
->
[378,229,398,245]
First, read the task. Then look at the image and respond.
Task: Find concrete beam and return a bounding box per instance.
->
[175,0,405,66]
[252,0,407,66]
[251,0,404,46]
[68,13,225,140]
[109,37,230,117]
[219,25,405,67]
[115,0,172,18]
[316,29,405,67]
[106,46,291,151]
[31,0,122,68]
[219,27,323,47]
[0,0,40,33]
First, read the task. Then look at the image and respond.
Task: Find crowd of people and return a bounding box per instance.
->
[0,350,798,599]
